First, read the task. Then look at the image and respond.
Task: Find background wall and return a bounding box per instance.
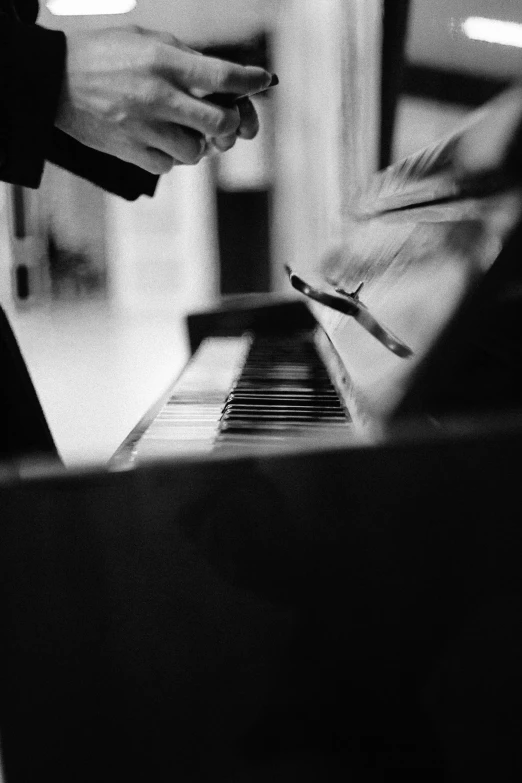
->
[40,0,281,43]
[407,0,522,79]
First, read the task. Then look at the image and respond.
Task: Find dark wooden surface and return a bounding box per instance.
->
[1,420,522,780]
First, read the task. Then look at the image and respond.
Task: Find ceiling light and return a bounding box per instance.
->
[47,0,136,15]
[462,16,522,48]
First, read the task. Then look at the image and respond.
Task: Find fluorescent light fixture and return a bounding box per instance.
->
[47,0,136,15]
[462,16,522,48]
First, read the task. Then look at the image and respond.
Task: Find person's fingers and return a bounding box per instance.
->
[142,147,179,173]
[113,140,178,175]
[156,46,272,97]
[135,27,197,54]
[137,122,205,165]
[153,85,241,138]
[206,96,263,154]
[236,97,259,139]
[55,27,271,175]
[210,133,238,153]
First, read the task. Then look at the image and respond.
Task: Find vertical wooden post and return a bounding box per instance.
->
[272,0,383,288]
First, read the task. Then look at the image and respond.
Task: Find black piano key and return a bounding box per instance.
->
[227,404,344,415]
[217,330,351,441]
[220,421,348,433]
[222,402,346,414]
[234,383,337,393]
[226,407,344,416]
[227,405,341,414]
[228,392,340,400]
[223,415,347,425]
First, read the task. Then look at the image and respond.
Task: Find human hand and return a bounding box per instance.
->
[203,80,278,153]
[55,26,273,174]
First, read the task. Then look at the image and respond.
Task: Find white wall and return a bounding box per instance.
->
[40,0,282,44]
[107,158,219,312]
[407,0,522,79]
[40,0,522,77]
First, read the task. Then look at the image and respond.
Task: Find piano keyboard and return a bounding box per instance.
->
[126,330,352,464]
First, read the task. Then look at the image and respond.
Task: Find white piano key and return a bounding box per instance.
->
[134,335,252,463]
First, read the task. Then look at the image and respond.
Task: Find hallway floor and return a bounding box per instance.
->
[8,300,190,468]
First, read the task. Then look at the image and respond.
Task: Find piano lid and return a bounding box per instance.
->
[288,86,522,428]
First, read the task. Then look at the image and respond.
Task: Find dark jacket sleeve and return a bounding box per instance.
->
[0,0,159,200]
[47,129,160,201]
[0,7,66,188]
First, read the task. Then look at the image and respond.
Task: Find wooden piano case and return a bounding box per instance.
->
[1,412,522,779]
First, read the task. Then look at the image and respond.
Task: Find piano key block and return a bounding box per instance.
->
[118,330,353,466]
[125,336,252,463]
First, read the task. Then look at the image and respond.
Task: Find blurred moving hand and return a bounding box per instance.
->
[55,26,272,175]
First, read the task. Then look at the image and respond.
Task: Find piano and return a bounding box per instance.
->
[112,86,522,472]
[1,90,522,781]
